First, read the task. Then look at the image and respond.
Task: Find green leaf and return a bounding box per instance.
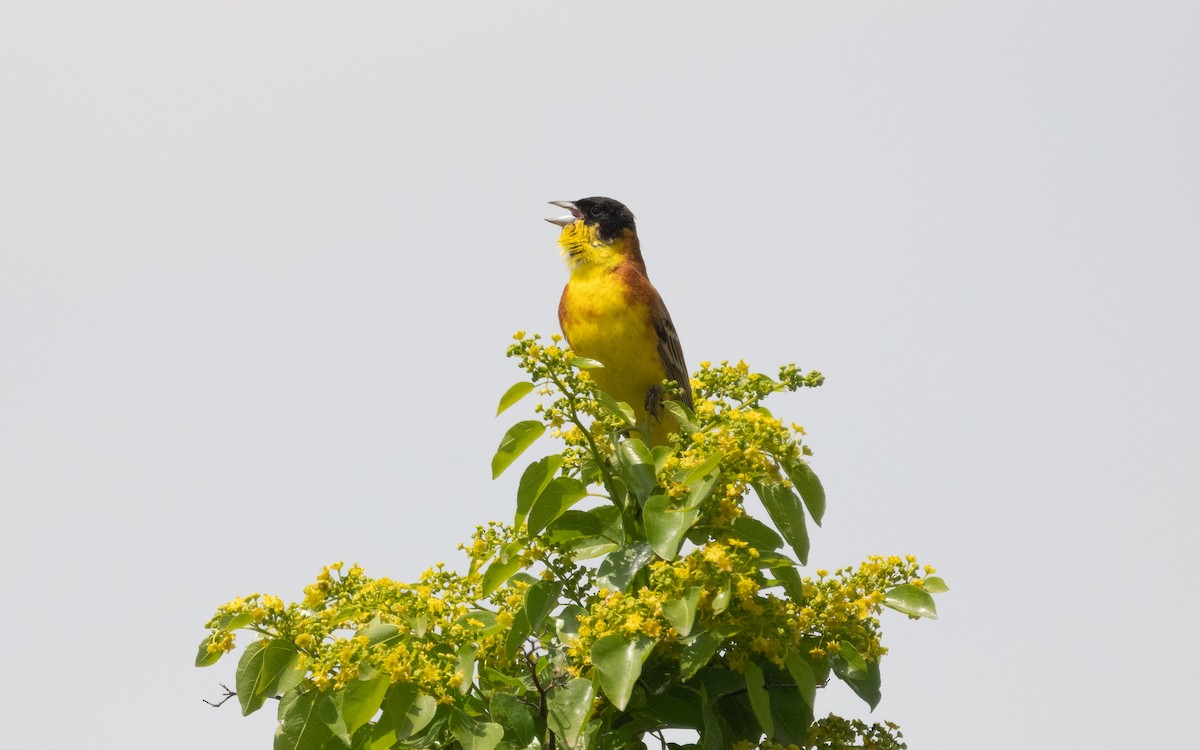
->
[515,455,562,526]
[496,382,535,416]
[832,649,881,710]
[883,583,938,619]
[236,639,302,716]
[616,438,657,502]
[662,400,699,435]
[481,542,525,597]
[836,642,868,679]
[924,576,950,593]
[681,470,720,511]
[754,482,810,565]
[378,684,436,741]
[680,631,721,680]
[644,495,700,560]
[570,356,605,369]
[594,391,635,426]
[711,580,731,615]
[195,636,223,667]
[743,659,773,738]
[591,635,656,711]
[700,686,725,750]
[456,644,478,694]
[676,450,723,485]
[449,707,504,750]
[766,684,813,745]
[781,457,825,526]
[546,678,595,749]
[275,689,332,750]
[316,689,349,744]
[596,542,655,592]
[504,580,562,657]
[783,652,817,709]
[360,621,403,647]
[490,693,537,748]
[217,611,255,632]
[527,476,588,536]
[772,565,805,604]
[661,588,702,638]
[730,515,783,551]
[340,675,389,738]
[492,421,546,479]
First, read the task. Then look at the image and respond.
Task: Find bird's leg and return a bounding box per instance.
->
[644,384,664,421]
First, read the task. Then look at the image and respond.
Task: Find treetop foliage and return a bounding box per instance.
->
[198,333,946,750]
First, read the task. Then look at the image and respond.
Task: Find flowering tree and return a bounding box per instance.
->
[197,333,946,749]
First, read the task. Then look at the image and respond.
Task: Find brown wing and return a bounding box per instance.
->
[653,305,693,409]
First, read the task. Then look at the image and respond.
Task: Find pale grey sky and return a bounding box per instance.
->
[2,2,1197,747]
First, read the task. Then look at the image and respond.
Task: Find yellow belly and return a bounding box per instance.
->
[561,273,665,424]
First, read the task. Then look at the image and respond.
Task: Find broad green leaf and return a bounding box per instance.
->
[236,639,302,716]
[772,565,805,604]
[766,685,814,745]
[682,470,720,511]
[644,495,700,560]
[359,621,402,647]
[570,356,605,369]
[482,542,525,597]
[781,457,826,526]
[837,642,868,679]
[546,678,595,749]
[591,635,656,711]
[216,611,254,632]
[378,684,436,741]
[527,476,587,536]
[680,631,721,680]
[923,576,950,593]
[456,644,478,694]
[594,391,635,426]
[316,689,349,744]
[662,400,699,435]
[549,507,622,544]
[832,650,882,710]
[492,421,545,479]
[522,580,561,635]
[743,659,773,738]
[731,515,783,551]
[195,635,224,667]
[783,652,817,709]
[275,689,332,750]
[754,482,810,565]
[340,675,389,738]
[490,693,537,748]
[661,588,702,637]
[449,707,504,750]
[496,381,535,416]
[555,604,587,644]
[883,584,938,619]
[617,438,657,502]
[515,456,563,526]
[504,581,562,657]
[700,686,725,750]
[596,542,655,592]
[711,581,731,615]
[676,449,723,485]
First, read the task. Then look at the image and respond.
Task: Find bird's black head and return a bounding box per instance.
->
[570,197,636,242]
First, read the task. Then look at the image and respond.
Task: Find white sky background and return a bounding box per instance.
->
[2,1,1197,746]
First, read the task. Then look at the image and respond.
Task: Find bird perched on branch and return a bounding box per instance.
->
[546,197,692,445]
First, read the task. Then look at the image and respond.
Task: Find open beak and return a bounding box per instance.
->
[545,200,581,227]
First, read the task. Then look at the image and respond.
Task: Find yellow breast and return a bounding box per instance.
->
[560,265,665,415]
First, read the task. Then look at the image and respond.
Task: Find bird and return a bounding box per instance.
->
[546,197,692,446]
